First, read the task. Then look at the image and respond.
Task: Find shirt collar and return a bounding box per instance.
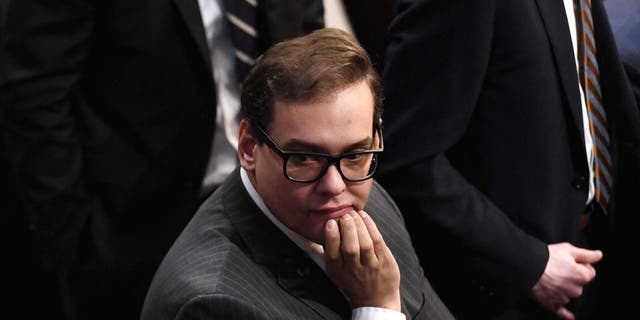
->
[240,168,325,270]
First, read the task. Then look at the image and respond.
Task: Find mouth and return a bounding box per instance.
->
[309,206,353,220]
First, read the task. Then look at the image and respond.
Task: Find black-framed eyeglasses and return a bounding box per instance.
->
[254,125,384,183]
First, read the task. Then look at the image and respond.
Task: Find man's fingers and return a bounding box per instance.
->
[352,211,376,265]
[572,248,603,264]
[575,263,597,284]
[324,219,341,264]
[338,213,360,263]
[359,210,388,259]
[555,306,575,320]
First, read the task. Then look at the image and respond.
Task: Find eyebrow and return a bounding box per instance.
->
[280,137,373,154]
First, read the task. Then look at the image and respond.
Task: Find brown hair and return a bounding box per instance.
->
[240,27,382,131]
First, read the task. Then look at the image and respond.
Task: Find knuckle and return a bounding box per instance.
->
[371,234,385,246]
[574,287,584,298]
[579,270,594,283]
[326,251,341,262]
[359,241,373,252]
[568,287,583,298]
[342,245,359,258]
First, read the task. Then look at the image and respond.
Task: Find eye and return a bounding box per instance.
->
[341,152,373,166]
[342,153,366,161]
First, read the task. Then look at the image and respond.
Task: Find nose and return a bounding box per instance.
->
[315,164,346,196]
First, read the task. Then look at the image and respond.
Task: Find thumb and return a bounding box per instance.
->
[573,248,603,264]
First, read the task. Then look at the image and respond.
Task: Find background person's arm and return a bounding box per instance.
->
[1,0,98,270]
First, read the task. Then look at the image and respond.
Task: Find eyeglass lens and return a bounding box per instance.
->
[285,152,376,182]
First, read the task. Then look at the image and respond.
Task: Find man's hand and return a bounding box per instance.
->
[324,210,401,311]
[530,242,603,320]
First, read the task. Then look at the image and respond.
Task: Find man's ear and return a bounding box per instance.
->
[238,119,258,170]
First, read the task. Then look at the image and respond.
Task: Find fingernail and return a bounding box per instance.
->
[341,214,352,221]
[326,219,336,230]
[359,210,367,219]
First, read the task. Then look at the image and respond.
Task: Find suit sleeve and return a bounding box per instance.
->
[302,0,324,32]
[377,0,548,309]
[0,0,97,270]
[175,294,271,320]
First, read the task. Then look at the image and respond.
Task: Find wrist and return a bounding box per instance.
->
[353,290,401,312]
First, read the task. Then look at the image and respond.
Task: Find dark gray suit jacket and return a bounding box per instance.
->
[141,169,452,319]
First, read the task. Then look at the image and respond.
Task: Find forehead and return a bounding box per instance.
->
[268,81,375,149]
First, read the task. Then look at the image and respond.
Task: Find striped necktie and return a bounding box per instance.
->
[224,0,258,84]
[577,0,612,213]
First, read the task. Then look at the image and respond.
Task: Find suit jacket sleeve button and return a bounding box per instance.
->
[572,176,588,191]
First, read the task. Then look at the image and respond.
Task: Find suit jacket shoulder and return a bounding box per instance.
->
[367,181,453,319]
[142,171,452,319]
[142,171,347,319]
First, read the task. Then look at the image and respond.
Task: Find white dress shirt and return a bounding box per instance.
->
[198,0,242,195]
[563,0,596,204]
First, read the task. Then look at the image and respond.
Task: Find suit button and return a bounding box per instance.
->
[572,176,588,191]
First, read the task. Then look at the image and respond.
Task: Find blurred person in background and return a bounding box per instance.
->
[0,0,322,319]
[378,0,640,318]
[604,0,640,104]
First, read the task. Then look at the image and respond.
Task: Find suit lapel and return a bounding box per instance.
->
[222,170,351,319]
[534,0,585,145]
[274,251,351,319]
[172,0,212,71]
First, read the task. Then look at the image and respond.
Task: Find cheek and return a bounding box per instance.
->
[350,182,373,209]
[269,181,313,216]
[271,185,319,237]
[281,185,313,211]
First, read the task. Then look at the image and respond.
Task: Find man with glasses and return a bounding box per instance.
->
[141,28,452,320]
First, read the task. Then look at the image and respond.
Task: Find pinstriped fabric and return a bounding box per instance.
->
[367,181,453,320]
[141,170,453,319]
[142,173,338,319]
[224,0,258,83]
[578,0,612,212]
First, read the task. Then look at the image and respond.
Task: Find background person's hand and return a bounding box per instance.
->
[324,210,401,311]
[530,242,602,319]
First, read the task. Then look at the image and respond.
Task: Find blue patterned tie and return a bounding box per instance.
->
[578,0,612,213]
[224,0,258,84]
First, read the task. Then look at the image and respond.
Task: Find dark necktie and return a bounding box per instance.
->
[577,0,612,213]
[224,0,258,84]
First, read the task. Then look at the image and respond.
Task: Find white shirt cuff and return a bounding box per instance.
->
[352,307,406,320]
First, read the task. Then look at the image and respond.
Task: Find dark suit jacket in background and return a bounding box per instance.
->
[341,0,397,74]
[0,1,322,318]
[377,0,640,318]
[141,170,453,320]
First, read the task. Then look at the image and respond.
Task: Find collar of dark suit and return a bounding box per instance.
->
[535,0,586,144]
[220,168,351,318]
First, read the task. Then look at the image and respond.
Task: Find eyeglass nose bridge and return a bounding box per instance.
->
[315,155,346,181]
